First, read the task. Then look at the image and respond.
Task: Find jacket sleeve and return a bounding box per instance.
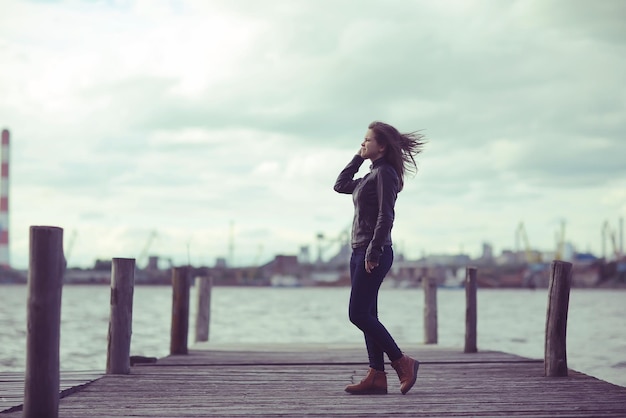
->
[366,165,398,263]
[333,155,365,194]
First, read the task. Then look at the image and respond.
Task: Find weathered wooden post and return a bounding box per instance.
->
[106,258,136,374]
[195,275,212,343]
[23,226,64,418]
[464,266,478,353]
[545,260,573,377]
[170,267,190,355]
[423,271,438,344]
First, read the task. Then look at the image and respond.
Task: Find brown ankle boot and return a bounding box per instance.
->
[391,354,419,395]
[345,368,387,395]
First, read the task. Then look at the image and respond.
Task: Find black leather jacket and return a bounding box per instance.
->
[334,155,398,263]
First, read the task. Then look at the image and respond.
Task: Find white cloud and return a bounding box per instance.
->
[1,0,624,268]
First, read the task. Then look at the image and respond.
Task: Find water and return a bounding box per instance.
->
[1,285,624,387]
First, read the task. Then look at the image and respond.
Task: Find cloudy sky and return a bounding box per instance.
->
[1,0,624,269]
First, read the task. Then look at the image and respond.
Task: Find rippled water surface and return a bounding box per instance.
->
[1,285,624,387]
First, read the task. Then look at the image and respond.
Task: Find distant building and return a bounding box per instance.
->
[0,129,10,268]
[481,242,493,261]
[215,257,228,269]
[422,253,471,267]
[267,255,300,276]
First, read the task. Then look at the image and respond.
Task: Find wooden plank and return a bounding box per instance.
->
[0,371,102,413]
[153,343,539,367]
[1,345,625,417]
[28,365,626,417]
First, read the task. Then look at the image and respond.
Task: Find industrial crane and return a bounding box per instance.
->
[64,230,78,266]
[602,220,619,260]
[316,228,350,263]
[138,230,157,268]
[515,222,541,263]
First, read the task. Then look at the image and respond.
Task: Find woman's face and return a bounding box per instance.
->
[360,129,385,161]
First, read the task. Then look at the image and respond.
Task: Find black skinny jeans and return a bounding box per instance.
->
[348,245,403,371]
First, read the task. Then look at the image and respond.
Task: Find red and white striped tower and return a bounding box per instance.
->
[0,129,9,268]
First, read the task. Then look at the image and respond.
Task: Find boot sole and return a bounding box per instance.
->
[345,388,388,395]
[401,360,420,395]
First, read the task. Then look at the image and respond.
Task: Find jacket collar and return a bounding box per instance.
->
[370,157,386,169]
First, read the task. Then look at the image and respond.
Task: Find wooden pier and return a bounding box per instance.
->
[2,343,626,417]
[6,238,625,416]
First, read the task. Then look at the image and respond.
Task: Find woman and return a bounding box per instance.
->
[334,121,425,395]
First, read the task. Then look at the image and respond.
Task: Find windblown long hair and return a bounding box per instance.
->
[368,121,426,191]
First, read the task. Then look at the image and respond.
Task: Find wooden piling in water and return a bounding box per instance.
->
[170,267,190,355]
[195,276,212,343]
[23,226,64,418]
[423,273,438,344]
[464,266,478,353]
[544,260,573,377]
[106,258,136,375]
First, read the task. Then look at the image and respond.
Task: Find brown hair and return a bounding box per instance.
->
[368,121,426,191]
